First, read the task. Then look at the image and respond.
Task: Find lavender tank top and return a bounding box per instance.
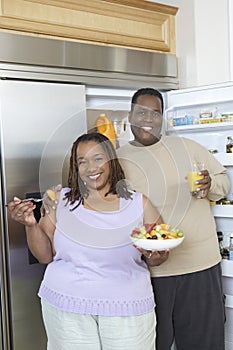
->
[38,188,155,316]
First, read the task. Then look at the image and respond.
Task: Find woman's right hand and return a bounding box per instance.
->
[8,197,37,227]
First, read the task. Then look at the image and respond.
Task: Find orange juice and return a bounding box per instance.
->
[96,114,117,149]
[187,171,204,192]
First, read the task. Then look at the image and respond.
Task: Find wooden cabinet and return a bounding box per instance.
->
[0,0,178,52]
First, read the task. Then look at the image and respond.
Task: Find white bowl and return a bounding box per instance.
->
[130,236,184,251]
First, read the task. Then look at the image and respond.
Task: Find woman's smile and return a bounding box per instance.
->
[87,173,101,181]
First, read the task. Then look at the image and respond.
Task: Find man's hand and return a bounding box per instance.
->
[196,169,211,198]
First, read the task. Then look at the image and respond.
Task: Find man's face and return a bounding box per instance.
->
[129,94,163,146]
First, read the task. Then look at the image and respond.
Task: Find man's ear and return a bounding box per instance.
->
[128,111,132,123]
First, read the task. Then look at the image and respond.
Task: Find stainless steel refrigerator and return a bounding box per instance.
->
[0,79,86,350]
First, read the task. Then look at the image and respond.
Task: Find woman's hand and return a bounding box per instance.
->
[41,184,62,217]
[8,197,37,227]
[8,196,55,264]
[135,246,169,266]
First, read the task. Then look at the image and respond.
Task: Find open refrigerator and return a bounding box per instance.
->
[164,82,233,350]
[86,83,233,350]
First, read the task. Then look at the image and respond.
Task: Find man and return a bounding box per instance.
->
[117,88,230,350]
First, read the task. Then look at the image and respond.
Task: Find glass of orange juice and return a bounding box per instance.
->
[187,162,205,196]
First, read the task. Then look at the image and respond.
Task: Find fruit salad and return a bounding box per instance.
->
[131,223,184,240]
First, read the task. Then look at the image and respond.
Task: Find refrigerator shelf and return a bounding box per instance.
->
[213,152,233,166]
[165,95,233,111]
[166,121,233,133]
[211,205,233,217]
[222,260,233,278]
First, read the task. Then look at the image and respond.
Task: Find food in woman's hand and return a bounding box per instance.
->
[46,189,56,201]
[131,223,184,240]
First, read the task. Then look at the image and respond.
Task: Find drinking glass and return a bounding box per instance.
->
[187,162,205,197]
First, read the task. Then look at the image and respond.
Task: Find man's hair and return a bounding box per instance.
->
[131,88,164,113]
[65,132,132,209]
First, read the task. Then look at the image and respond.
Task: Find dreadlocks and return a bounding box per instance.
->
[64,132,132,210]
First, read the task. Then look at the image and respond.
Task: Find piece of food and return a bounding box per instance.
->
[46,189,56,201]
[131,223,184,240]
[95,114,117,149]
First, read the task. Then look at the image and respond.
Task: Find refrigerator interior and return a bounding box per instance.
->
[165,84,233,234]
[165,83,233,350]
[0,79,86,350]
[85,87,135,147]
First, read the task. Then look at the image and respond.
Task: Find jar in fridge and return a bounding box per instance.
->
[226,136,233,153]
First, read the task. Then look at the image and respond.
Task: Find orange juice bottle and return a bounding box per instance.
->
[96,114,117,149]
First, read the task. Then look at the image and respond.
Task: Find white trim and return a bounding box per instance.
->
[225,294,233,308]
[222,260,233,277]
[229,0,233,80]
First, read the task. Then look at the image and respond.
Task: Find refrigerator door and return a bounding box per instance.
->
[0,80,86,350]
[164,84,233,350]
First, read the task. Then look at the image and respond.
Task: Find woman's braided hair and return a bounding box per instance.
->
[64,132,132,210]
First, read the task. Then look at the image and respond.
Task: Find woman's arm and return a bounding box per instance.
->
[8,197,55,264]
[140,194,169,267]
[142,194,163,225]
[26,214,55,264]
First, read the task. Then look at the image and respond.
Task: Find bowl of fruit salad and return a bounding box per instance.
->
[130,223,185,251]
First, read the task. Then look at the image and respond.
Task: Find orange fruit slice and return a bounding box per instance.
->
[47,189,56,201]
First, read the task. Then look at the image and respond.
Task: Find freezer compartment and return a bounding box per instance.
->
[1,79,87,350]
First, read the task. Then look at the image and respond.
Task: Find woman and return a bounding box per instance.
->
[8,132,168,350]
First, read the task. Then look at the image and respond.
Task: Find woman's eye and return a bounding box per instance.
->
[78,160,87,166]
[95,157,104,162]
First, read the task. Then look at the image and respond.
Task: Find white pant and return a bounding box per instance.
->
[41,299,156,350]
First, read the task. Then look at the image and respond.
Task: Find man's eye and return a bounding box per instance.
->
[95,157,104,162]
[152,112,161,118]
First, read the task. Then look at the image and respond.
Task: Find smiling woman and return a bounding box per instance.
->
[7,131,169,350]
[66,132,132,211]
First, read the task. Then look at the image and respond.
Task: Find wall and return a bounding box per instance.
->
[150,0,231,88]
[194,0,229,86]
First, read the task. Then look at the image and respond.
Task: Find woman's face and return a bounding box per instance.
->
[76,141,110,192]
